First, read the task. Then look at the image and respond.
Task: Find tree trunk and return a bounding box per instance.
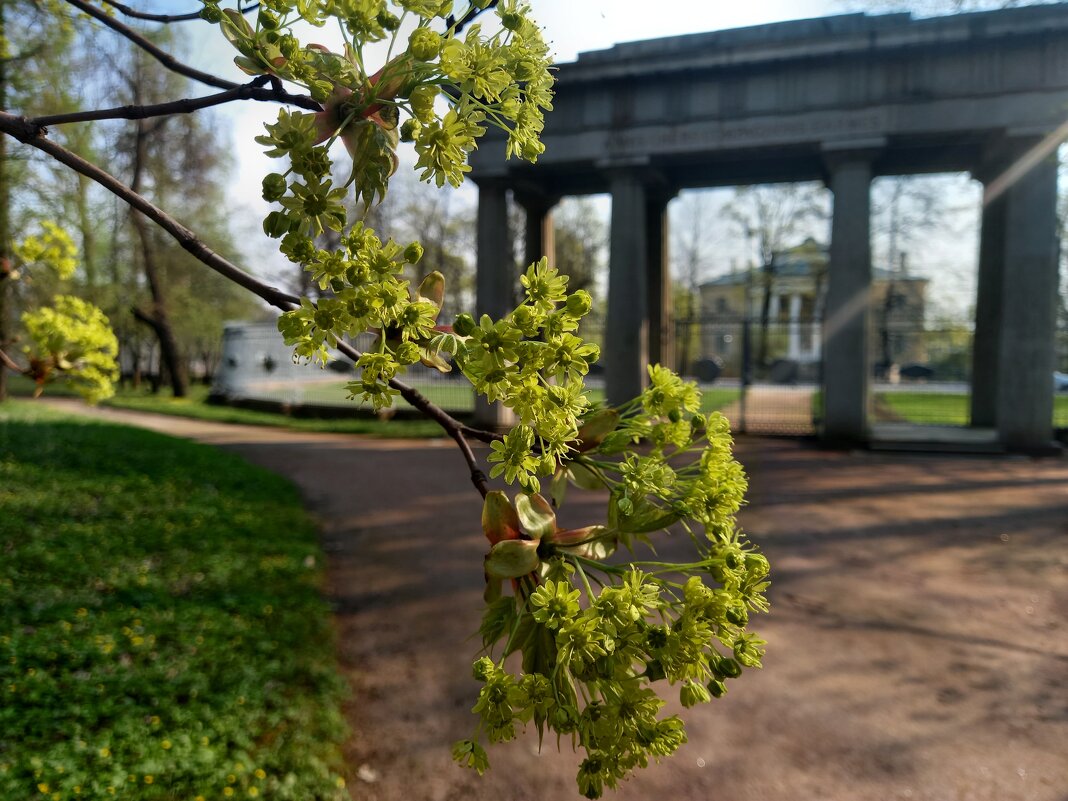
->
[130,117,186,397]
[0,0,11,402]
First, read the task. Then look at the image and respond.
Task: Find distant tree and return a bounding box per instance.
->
[671,191,717,374]
[725,183,829,372]
[552,197,605,300]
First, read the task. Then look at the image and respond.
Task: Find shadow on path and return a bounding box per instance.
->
[43,400,1068,801]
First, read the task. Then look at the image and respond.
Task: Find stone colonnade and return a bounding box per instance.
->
[474,140,1060,451]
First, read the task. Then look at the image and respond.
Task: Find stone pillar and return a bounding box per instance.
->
[516,192,558,269]
[788,293,803,360]
[473,178,515,430]
[606,171,650,405]
[822,151,875,444]
[985,146,1059,450]
[970,180,1007,428]
[646,192,675,369]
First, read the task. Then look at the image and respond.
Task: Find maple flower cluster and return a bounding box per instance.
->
[207,1,771,796]
[462,375,768,798]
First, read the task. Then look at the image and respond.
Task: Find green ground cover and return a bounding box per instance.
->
[7,375,441,437]
[877,391,1068,426]
[7,374,740,436]
[0,402,350,801]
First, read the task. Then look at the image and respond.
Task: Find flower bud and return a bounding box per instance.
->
[565,290,592,318]
[262,211,292,239]
[257,8,279,29]
[725,603,748,627]
[394,342,420,364]
[453,313,476,337]
[400,118,421,143]
[472,656,494,681]
[409,85,439,123]
[501,10,523,30]
[199,2,222,23]
[707,679,727,698]
[376,9,400,30]
[261,173,288,202]
[403,242,424,264]
[745,553,770,578]
[280,233,316,263]
[408,27,441,61]
[717,657,742,679]
[509,305,539,335]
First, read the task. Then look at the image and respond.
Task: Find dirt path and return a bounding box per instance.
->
[42,399,1068,801]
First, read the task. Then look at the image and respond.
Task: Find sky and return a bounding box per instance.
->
[163,0,983,314]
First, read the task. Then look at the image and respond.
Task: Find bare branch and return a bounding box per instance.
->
[98,0,260,23]
[0,346,25,374]
[63,0,239,91]
[0,111,296,306]
[446,0,499,35]
[0,110,504,490]
[29,78,321,126]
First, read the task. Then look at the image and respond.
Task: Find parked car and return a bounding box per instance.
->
[1055,372,1068,392]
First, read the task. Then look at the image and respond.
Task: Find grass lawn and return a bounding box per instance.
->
[698,388,742,413]
[7,374,740,437]
[0,402,350,801]
[877,391,1068,427]
[7,375,443,438]
[107,384,445,438]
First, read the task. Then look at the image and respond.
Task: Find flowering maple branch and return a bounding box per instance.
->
[29,77,321,126]
[98,0,260,23]
[0,111,501,491]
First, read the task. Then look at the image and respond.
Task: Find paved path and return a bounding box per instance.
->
[43,399,1068,801]
[721,385,817,435]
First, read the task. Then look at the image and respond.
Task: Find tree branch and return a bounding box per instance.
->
[446,0,499,35]
[0,111,505,493]
[0,346,24,374]
[63,0,239,91]
[29,78,321,126]
[98,0,260,23]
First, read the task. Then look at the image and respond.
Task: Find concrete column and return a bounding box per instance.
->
[768,292,781,321]
[646,192,675,369]
[788,293,803,360]
[473,178,515,429]
[822,155,874,444]
[970,185,1007,428]
[994,150,1059,450]
[516,192,558,269]
[606,171,650,405]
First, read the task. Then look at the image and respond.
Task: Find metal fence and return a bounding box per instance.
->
[211,316,1067,436]
[212,322,475,414]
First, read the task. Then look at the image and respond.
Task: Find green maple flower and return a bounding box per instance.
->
[529,580,581,630]
[413,109,481,187]
[279,177,347,237]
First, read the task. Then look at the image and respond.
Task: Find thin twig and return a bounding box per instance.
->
[0,347,25,374]
[0,111,504,491]
[63,0,239,91]
[446,0,499,35]
[30,78,321,126]
[99,0,260,23]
